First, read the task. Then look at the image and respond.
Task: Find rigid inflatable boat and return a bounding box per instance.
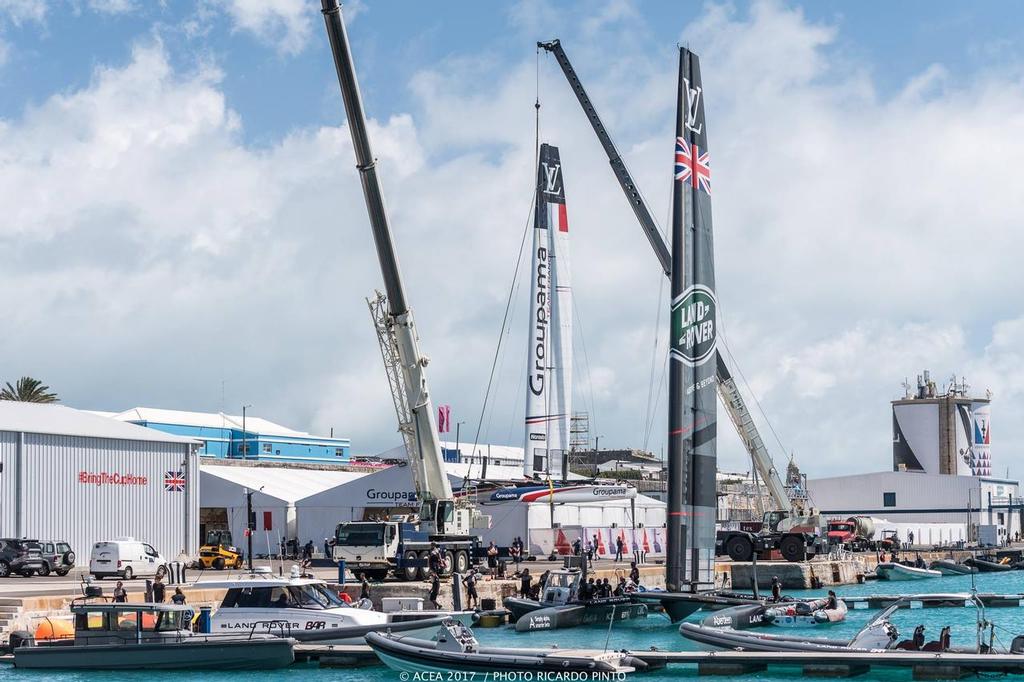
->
[875,562,941,580]
[929,559,978,576]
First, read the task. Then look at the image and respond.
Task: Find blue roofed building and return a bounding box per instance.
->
[95,407,351,465]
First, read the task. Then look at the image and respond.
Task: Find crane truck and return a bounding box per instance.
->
[321,0,488,581]
[538,39,820,562]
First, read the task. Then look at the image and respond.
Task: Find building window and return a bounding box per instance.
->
[883,492,896,507]
[239,444,250,455]
[262,443,272,454]
[335,448,345,457]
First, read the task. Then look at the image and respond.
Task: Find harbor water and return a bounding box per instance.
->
[3,570,1023,681]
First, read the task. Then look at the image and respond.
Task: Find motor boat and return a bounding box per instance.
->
[505,568,647,632]
[12,602,295,670]
[681,593,1023,655]
[965,556,1014,573]
[201,568,469,644]
[875,562,942,580]
[368,618,647,674]
[930,559,978,576]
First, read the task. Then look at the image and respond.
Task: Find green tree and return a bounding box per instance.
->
[0,377,59,403]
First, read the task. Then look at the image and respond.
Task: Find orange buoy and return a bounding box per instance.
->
[35,618,74,641]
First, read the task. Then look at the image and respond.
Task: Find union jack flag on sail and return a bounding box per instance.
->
[164,471,186,492]
[674,137,711,194]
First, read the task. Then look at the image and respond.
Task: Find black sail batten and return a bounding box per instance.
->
[667,47,717,593]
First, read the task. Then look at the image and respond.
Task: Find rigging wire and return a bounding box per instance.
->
[463,48,543,485]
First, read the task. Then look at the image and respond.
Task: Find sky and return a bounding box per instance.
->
[1,0,1023,480]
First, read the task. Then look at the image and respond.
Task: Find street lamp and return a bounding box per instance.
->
[455,421,466,462]
[244,485,264,571]
[241,404,253,459]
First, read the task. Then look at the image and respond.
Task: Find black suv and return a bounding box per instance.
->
[36,540,75,577]
[0,538,46,577]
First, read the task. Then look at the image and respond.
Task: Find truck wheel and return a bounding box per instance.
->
[726,536,753,562]
[212,557,226,570]
[780,535,806,562]
[367,569,389,581]
[454,550,470,574]
[401,550,419,582]
[417,551,432,580]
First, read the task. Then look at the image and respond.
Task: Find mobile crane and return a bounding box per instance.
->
[321,0,487,580]
[539,39,819,562]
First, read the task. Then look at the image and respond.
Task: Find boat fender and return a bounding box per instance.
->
[621,656,648,670]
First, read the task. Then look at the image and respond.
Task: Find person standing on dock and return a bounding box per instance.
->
[428,573,441,609]
[615,536,624,562]
[113,581,127,603]
[592,534,600,561]
[510,537,522,568]
[770,576,782,602]
[585,540,594,567]
[152,575,166,603]
[486,541,499,579]
[462,571,479,609]
[519,568,532,598]
[360,575,371,601]
[629,561,640,586]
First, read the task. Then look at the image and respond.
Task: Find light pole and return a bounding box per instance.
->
[244,485,264,571]
[241,404,252,459]
[455,421,466,462]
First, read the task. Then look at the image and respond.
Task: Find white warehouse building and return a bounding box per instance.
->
[0,402,200,562]
[807,471,1021,545]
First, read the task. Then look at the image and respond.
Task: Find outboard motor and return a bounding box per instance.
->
[434,618,478,653]
[1011,635,1024,654]
[849,620,899,650]
[7,631,32,649]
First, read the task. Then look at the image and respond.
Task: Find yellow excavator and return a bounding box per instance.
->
[197,529,244,570]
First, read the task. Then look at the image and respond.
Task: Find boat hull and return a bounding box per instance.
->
[13,638,295,670]
[514,599,647,632]
[875,563,942,580]
[929,560,977,576]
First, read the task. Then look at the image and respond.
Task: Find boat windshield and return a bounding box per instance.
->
[221,583,347,610]
[335,524,385,547]
[291,583,347,609]
[547,573,577,588]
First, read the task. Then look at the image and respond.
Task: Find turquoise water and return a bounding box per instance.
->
[3,571,1024,681]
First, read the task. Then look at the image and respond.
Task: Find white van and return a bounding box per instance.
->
[89,538,166,580]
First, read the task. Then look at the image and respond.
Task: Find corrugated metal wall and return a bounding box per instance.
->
[14,433,197,560]
[0,432,17,535]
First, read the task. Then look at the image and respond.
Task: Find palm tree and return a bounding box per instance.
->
[0,377,59,403]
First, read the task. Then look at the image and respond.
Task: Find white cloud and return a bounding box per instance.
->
[3,1,1024,482]
[0,0,46,26]
[218,0,311,56]
[87,0,138,15]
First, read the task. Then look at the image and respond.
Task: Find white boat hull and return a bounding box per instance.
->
[876,563,942,581]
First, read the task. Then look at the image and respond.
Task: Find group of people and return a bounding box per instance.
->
[111,574,186,605]
[278,537,321,561]
[571,534,628,565]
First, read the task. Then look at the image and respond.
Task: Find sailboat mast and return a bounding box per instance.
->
[667,48,717,592]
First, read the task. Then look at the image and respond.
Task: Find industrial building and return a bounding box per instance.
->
[96,407,351,465]
[0,402,199,560]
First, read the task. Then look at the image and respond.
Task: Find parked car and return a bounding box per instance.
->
[36,540,75,577]
[89,538,166,580]
[0,538,46,578]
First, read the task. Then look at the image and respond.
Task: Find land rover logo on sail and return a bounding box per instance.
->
[671,284,716,366]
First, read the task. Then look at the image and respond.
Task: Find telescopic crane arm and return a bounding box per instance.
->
[539,38,797,517]
[321,0,453,507]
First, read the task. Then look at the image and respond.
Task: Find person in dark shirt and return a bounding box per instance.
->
[770,576,782,602]
[614,577,627,596]
[519,568,532,598]
[629,561,641,585]
[360,575,371,601]
[152,575,166,603]
[601,578,612,598]
[171,587,186,605]
[826,590,838,610]
[462,571,479,609]
[429,573,441,609]
[615,536,624,562]
[113,581,128,603]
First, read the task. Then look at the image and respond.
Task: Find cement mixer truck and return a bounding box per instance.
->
[826,516,898,552]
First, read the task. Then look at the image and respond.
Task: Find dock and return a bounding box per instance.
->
[843,593,1024,609]
[629,649,1024,678]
